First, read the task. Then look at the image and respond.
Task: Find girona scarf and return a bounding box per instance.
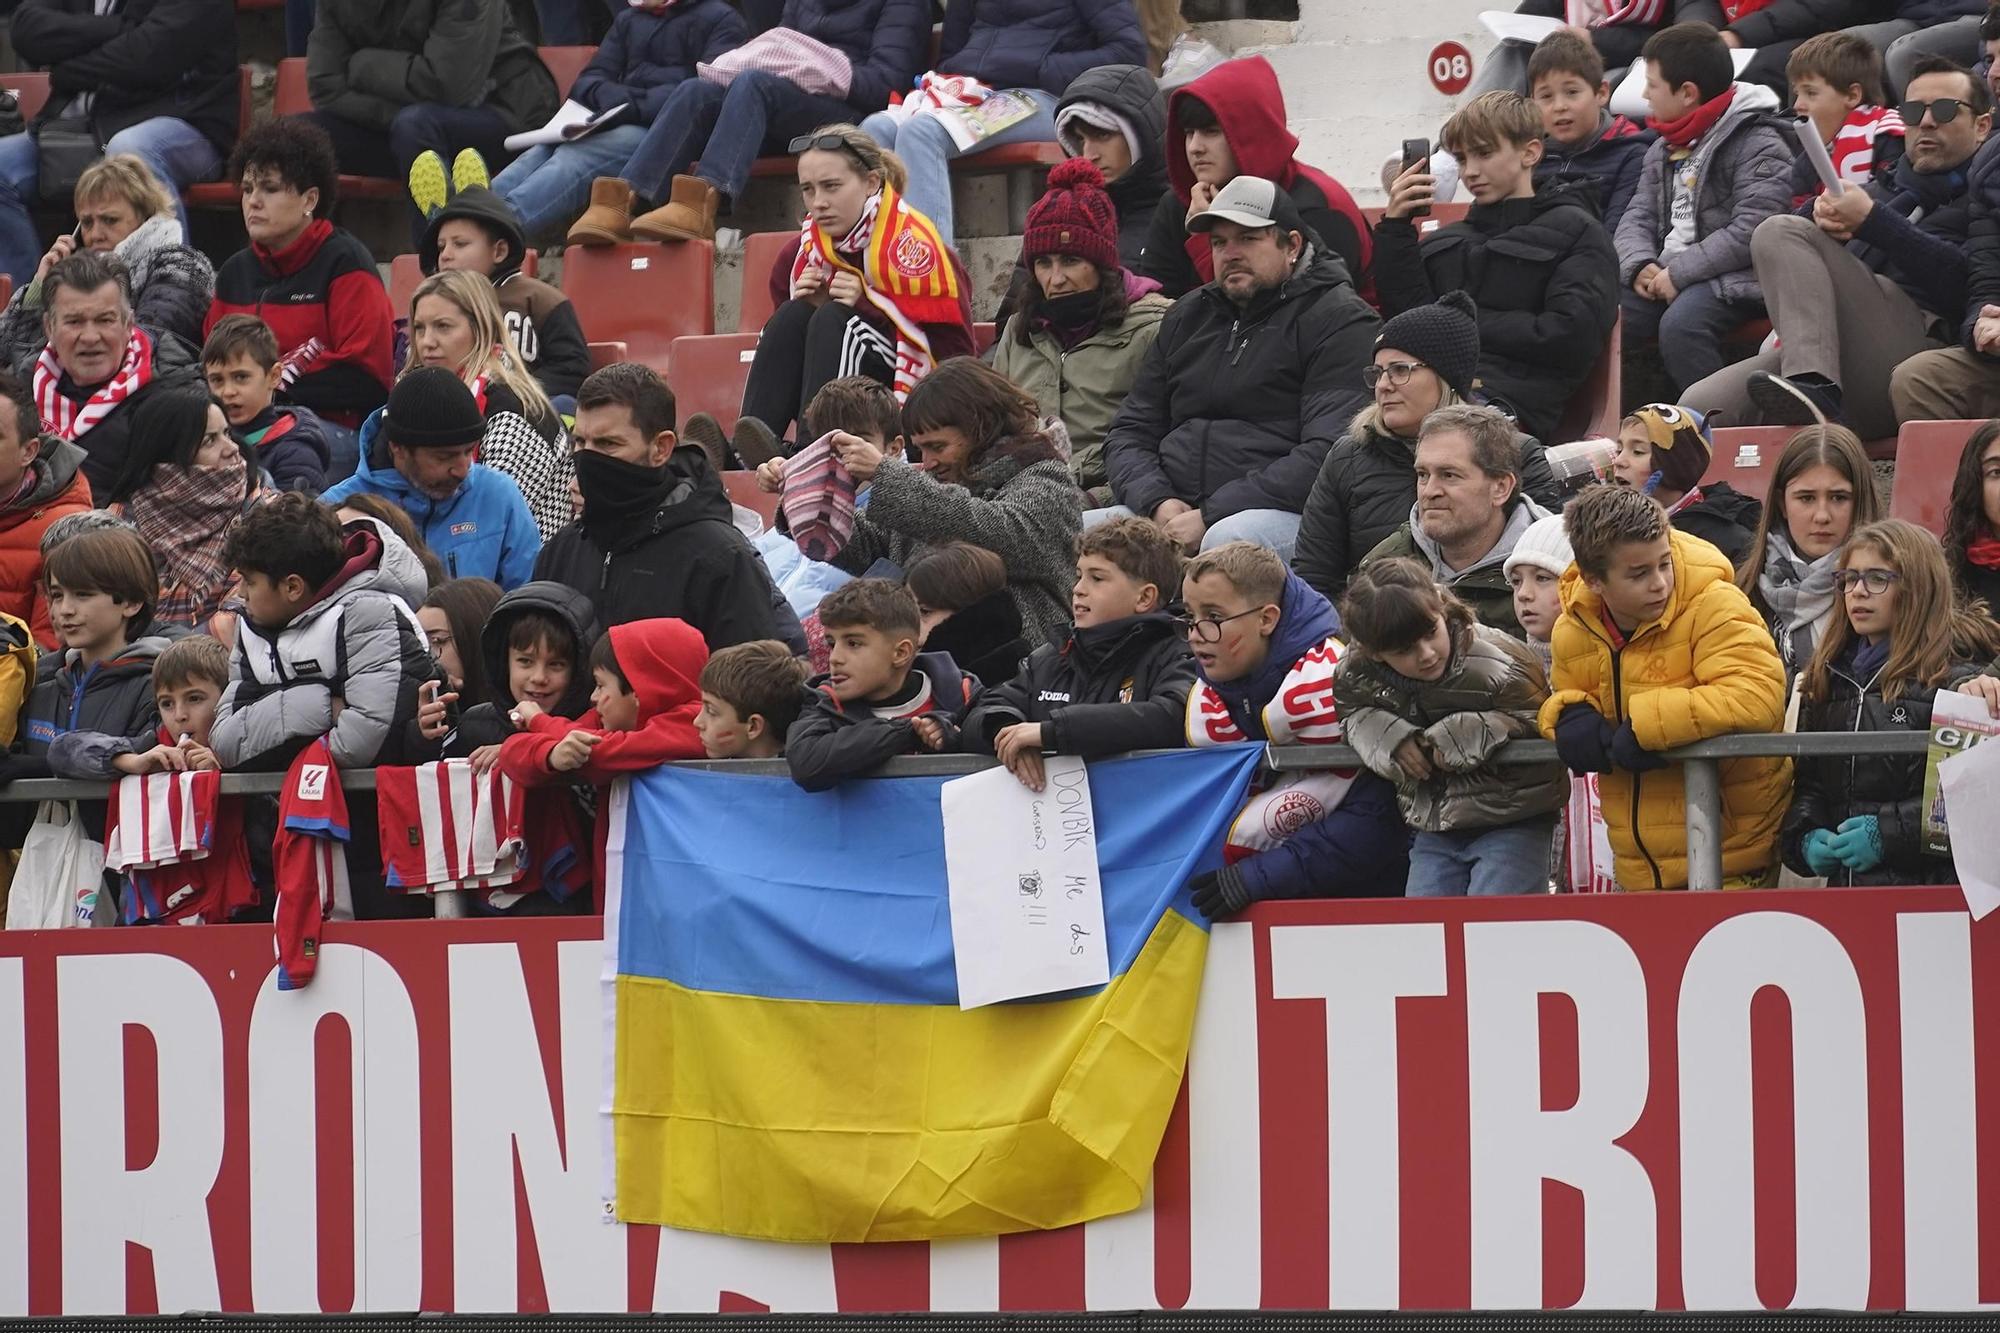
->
[1649,85,1736,149]
[34,326,155,441]
[791,182,964,401]
[120,450,249,629]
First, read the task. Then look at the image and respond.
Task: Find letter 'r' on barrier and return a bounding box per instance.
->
[1464,920,1656,1309]
[1678,913,1870,1309]
[1269,922,1447,1310]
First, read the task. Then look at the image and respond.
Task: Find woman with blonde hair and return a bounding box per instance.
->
[0,154,213,372]
[398,269,571,539]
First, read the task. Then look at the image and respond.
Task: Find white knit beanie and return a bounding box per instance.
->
[1503,513,1576,580]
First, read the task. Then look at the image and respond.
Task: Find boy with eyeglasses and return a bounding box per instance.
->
[1179,541,1409,917]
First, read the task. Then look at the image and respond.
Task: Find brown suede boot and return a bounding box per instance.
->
[631,174,721,242]
[568,178,635,246]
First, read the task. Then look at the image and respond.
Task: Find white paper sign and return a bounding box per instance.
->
[1479,11,1565,45]
[1939,736,2000,921]
[941,755,1109,1009]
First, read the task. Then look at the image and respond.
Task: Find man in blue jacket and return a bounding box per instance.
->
[1684,55,1988,439]
[320,368,542,589]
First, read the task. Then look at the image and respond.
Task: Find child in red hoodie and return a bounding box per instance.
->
[498,618,709,906]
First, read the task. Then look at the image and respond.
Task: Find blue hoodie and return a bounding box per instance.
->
[320,408,541,589]
[1199,571,1409,902]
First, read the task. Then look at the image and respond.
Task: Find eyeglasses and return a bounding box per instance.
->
[1363,360,1429,390]
[789,133,864,158]
[1173,606,1267,643]
[1835,568,1902,594]
[1897,97,1967,126]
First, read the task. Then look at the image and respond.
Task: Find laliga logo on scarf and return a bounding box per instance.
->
[893,230,937,279]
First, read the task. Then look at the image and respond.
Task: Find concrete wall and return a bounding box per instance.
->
[1202,0,1494,204]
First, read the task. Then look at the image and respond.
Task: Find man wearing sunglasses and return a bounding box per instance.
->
[1684,56,1989,440]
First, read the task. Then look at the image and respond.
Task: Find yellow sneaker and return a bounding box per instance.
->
[408,150,448,218]
[451,147,490,195]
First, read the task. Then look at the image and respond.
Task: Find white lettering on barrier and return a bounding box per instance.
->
[249,944,422,1312]
[1678,912,1871,1309]
[652,1226,837,1311]
[449,940,625,1311]
[929,1236,1000,1311]
[1269,922,1448,1309]
[1465,920,1656,1310]
[58,953,224,1315]
[1083,919,1263,1310]
[1896,911,1990,1310]
[0,959,23,1316]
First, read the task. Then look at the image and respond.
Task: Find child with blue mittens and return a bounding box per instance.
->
[1782,519,2000,886]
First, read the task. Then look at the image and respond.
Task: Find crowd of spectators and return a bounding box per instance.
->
[3,0,2000,927]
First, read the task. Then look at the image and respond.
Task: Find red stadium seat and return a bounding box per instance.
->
[274,59,401,200]
[1702,426,1794,499]
[588,340,628,370]
[1891,419,1985,535]
[2,73,49,123]
[1554,315,1622,442]
[561,240,715,368]
[972,322,996,354]
[722,469,779,530]
[538,46,597,100]
[665,333,758,435]
[737,231,796,333]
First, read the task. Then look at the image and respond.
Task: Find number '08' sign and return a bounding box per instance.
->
[1429,40,1473,95]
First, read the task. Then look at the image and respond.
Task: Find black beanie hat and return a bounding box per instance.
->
[384,367,486,450]
[1374,291,1481,399]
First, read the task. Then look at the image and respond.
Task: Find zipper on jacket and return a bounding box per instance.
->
[1828,661,1886,889]
[1591,624,1665,892]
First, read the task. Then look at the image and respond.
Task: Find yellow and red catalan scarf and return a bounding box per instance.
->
[792,182,963,400]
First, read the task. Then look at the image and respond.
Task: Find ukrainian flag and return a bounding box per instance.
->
[603,747,1265,1244]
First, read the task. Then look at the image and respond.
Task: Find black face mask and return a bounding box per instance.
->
[572,448,668,521]
[1037,288,1101,329]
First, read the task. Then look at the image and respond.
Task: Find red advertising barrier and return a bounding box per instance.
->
[0,887,1994,1315]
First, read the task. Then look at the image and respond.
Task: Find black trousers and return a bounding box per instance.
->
[739,298,895,443]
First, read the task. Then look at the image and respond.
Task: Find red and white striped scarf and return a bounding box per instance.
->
[33,326,154,441]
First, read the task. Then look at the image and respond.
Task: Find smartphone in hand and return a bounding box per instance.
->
[1401,137,1431,217]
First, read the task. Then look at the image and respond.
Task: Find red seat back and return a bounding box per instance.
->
[1702,426,1795,500]
[562,241,716,368]
[737,231,796,333]
[1891,419,1986,536]
[588,340,628,371]
[2,73,49,123]
[539,46,596,100]
[666,333,759,435]
[722,469,779,530]
[1554,315,1622,442]
[274,57,310,117]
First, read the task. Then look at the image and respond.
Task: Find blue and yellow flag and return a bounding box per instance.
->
[604,747,1265,1244]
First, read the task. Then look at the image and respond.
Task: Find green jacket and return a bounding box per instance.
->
[306,0,558,133]
[990,293,1169,506]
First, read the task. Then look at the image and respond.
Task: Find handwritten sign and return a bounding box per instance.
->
[940,755,1109,1009]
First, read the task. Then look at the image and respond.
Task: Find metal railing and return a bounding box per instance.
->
[0,732,1929,898]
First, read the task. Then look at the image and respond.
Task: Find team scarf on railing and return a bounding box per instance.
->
[792,183,962,401]
[33,326,154,441]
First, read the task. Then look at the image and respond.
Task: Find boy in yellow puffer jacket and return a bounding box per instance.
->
[1537,486,1788,890]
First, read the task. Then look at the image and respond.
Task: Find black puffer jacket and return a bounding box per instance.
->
[1781,649,1992,886]
[1292,413,1560,604]
[533,446,782,651]
[450,581,602,754]
[1103,244,1379,523]
[1672,481,1762,569]
[1056,64,1168,269]
[935,0,1146,99]
[306,0,557,133]
[13,0,238,154]
[962,611,1194,756]
[1370,179,1620,443]
[922,587,1031,688]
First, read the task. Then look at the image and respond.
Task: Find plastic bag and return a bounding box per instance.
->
[6,800,109,929]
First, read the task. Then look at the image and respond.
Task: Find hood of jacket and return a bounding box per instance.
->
[275,517,428,636]
[349,407,487,516]
[1167,55,1302,202]
[480,579,602,717]
[1713,80,1784,136]
[1058,62,1169,203]
[15,437,86,511]
[606,617,707,725]
[420,186,528,279]
[1206,570,1338,717]
[1404,492,1554,581]
[1683,480,1761,526]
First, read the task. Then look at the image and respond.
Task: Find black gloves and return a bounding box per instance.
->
[1555,703,1666,773]
[1188,864,1251,919]
[1609,721,1668,772]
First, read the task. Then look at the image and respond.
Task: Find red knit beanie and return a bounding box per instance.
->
[1022,158,1121,271]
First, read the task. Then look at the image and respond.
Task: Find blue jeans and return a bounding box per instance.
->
[1621,283,1762,394]
[0,117,222,279]
[494,123,647,241]
[859,89,1058,246]
[1406,818,1558,896]
[620,73,858,206]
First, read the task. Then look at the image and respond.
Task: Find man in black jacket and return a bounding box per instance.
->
[0,0,236,282]
[537,362,788,653]
[304,0,559,242]
[1696,56,1988,437]
[1100,175,1379,561]
[1377,89,1620,442]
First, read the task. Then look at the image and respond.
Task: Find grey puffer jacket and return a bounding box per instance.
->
[1614,82,1794,304]
[1332,616,1568,834]
[833,440,1084,648]
[0,213,214,375]
[213,516,440,771]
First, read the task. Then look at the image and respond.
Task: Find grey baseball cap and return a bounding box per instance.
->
[1186,174,1307,236]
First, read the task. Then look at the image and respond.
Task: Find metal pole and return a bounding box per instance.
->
[433,890,468,920]
[1682,757,1725,891]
